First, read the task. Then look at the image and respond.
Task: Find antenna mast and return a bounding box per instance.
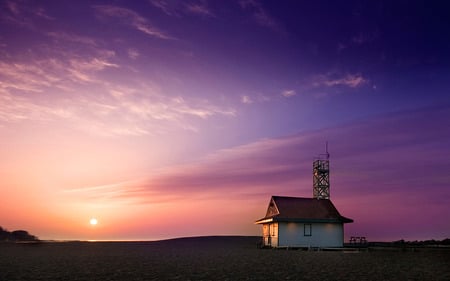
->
[313,142,330,199]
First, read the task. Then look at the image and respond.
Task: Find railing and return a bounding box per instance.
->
[349,236,367,244]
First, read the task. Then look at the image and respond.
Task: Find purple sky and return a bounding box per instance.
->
[0,0,449,241]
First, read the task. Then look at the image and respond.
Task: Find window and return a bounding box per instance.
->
[263,224,269,236]
[304,224,312,236]
[270,223,278,236]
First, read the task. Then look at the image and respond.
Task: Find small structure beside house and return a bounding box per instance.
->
[255,147,353,248]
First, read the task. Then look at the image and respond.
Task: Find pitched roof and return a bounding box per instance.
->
[255,196,353,224]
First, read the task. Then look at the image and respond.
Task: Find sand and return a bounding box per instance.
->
[1,236,449,281]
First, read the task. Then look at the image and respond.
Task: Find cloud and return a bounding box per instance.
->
[281,90,296,98]
[127,48,140,60]
[184,2,215,17]
[94,5,173,39]
[66,105,450,239]
[0,44,118,90]
[314,73,368,88]
[239,0,285,34]
[241,95,253,104]
[0,80,236,137]
[150,0,180,16]
[0,27,236,137]
[6,1,19,15]
[45,31,98,47]
[291,72,369,99]
[240,93,272,104]
[0,91,74,123]
[71,104,450,200]
[4,1,52,20]
[0,48,235,137]
[337,31,379,53]
[70,57,118,72]
[150,0,215,18]
[1,1,53,29]
[337,42,347,53]
[0,60,61,91]
[352,31,379,45]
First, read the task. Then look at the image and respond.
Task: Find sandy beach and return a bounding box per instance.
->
[1,236,449,281]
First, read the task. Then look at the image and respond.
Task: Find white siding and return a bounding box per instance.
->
[278,222,344,247]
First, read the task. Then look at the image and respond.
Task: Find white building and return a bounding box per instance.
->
[255,196,353,248]
[256,148,353,248]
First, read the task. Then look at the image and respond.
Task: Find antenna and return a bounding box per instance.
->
[312,142,330,199]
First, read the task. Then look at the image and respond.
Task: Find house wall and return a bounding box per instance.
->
[278,222,344,247]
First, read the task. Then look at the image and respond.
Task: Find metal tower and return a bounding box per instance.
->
[313,143,330,199]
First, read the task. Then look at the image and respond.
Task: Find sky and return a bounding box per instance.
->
[0,0,449,241]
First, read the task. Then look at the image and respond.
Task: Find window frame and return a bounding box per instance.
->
[304,223,312,236]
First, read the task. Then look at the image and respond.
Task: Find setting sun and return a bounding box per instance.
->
[89,218,98,226]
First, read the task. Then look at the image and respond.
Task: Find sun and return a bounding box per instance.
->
[89,218,98,226]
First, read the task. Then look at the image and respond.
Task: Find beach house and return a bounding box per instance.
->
[255,149,353,248]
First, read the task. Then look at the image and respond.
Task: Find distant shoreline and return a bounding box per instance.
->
[3,235,449,251]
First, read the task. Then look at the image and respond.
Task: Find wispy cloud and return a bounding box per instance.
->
[107,87,236,133]
[240,89,296,105]
[314,73,368,88]
[94,5,173,40]
[0,60,60,91]
[150,0,180,16]
[70,57,118,72]
[0,44,118,90]
[0,91,73,123]
[6,1,19,15]
[46,31,98,47]
[150,0,215,18]
[67,105,450,204]
[0,53,235,137]
[352,31,379,45]
[240,93,272,104]
[281,90,296,98]
[127,48,140,60]
[239,0,285,34]
[241,95,253,104]
[2,0,53,29]
[65,105,450,239]
[185,1,215,17]
[337,31,379,52]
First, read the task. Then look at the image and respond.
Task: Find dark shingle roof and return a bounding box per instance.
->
[255,196,353,224]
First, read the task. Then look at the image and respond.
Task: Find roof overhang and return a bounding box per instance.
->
[340,217,354,223]
[255,217,353,224]
[254,218,273,224]
[272,218,346,223]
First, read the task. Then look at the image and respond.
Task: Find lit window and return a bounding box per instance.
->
[270,223,277,236]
